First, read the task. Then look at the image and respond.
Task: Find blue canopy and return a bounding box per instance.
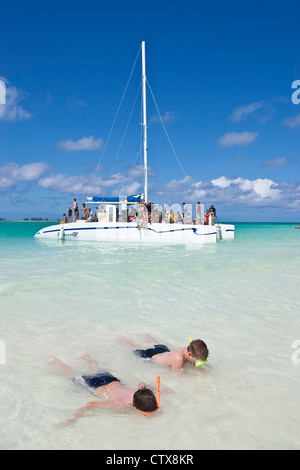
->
[88,194,142,203]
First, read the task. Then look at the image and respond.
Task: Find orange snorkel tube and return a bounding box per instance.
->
[140,376,160,416]
[156,375,160,409]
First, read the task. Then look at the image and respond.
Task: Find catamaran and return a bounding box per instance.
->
[35,42,234,244]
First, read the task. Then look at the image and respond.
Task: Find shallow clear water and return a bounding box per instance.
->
[0,221,300,450]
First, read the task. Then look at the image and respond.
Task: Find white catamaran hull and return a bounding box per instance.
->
[34,221,234,244]
[215,223,235,240]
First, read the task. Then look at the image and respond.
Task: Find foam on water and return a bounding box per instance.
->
[0,222,300,449]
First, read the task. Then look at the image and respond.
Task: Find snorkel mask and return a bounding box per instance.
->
[188,337,207,368]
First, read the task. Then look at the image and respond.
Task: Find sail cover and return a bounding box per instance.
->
[88,194,143,203]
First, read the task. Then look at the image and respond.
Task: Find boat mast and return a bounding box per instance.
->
[142,40,148,202]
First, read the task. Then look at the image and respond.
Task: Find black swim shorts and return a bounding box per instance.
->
[78,372,120,389]
[134,344,170,359]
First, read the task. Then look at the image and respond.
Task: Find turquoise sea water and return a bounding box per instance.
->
[0,221,300,450]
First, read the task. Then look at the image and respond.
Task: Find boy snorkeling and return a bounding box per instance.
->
[121,334,209,371]
[49,354,159,425]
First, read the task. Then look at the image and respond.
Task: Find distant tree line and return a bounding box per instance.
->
[23,218,50,221]
[0,217,59,221]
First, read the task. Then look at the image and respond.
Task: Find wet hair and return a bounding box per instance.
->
[188,339,209,361]
[133,388,158,412]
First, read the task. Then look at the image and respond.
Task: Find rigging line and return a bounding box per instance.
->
[114,141,144,195]
[101,81,142,200]
[86,44,142,199]
[139,86,145,190]
[114,84,145,197]
[146,79,200,200]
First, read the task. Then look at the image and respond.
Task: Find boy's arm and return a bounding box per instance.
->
[119,337,137,348]
[143,333,158,343]
[58,402,115,427]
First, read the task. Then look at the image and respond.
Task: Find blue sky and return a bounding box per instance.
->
[1,0,300,222]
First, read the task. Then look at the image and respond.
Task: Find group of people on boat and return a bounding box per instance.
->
[203,205,217,226]
[164,202,216,226]
[127,201,217,226]
[62,199,100,223]
[60,197,217,226]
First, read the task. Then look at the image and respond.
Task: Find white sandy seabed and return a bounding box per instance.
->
[0,222,299,450]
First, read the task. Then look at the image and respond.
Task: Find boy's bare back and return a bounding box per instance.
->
[94,381,133,407]
[150,347,188,370]
[95,381,148,408]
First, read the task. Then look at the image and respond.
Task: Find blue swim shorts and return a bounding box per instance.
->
[74,372,120,389]
[134,344,170,359]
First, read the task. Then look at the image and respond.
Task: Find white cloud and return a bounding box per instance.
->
[38,165,143,196]
[229,97,287,124]
[56,136,103,152]
[67,97,88,108]
[263,157,294,168]
[0,79,32,121]
[163,176,190,192]
[211,176,232,189]
[211,176,281,200]
[35,167,300,212]
[126,165,144,179]
[149,111,178,125]
[156,174,299,210]
[237,177,280,199]
[282,113,300,128]
[0,162,48,188]
[218,131,259,147]
[230,101,265,122]
[39,174,96,194]
[113,181,142,196]
[156,176,205,202]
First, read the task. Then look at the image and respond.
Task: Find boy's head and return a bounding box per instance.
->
[187,339,209,363]
[133,388,158,413]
